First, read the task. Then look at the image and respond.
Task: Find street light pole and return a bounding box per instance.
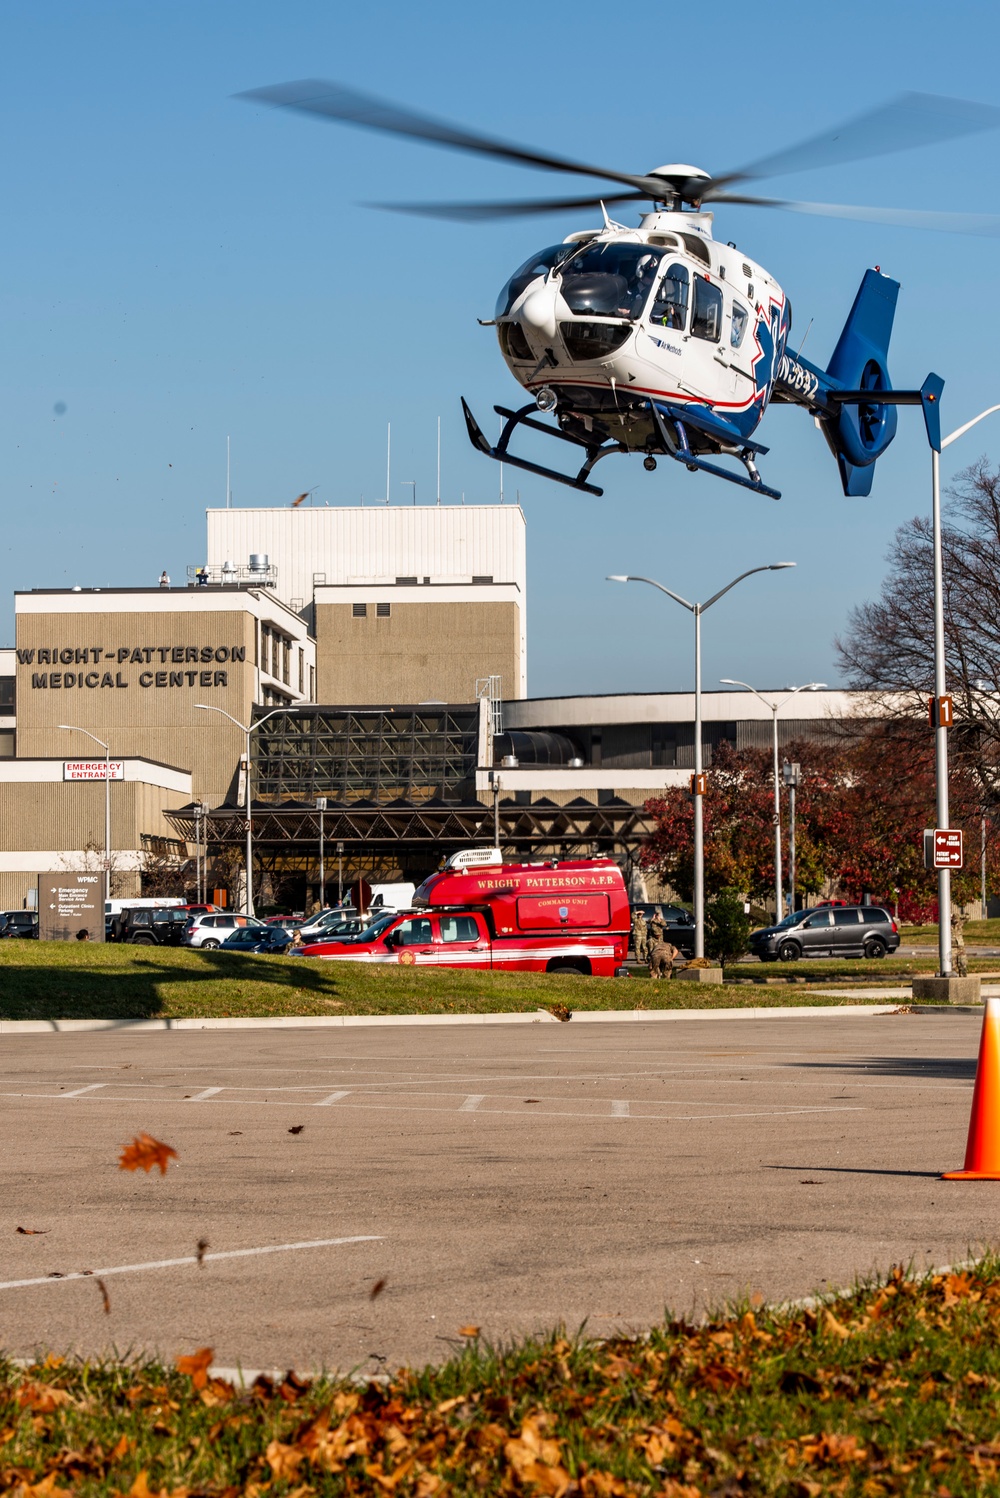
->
[720,682,826,920]
[316,797,328,908]
[608,564,796,959]
[58,725,112,907]
[336,841,344,905]
[933,403,1000,975]
[194,705,287,916]
[783,761,802,914]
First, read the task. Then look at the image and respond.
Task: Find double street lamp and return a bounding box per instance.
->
[58,724,113,905]
[194,705,288,917]
[608,563,795,958]
[720,680,826,919]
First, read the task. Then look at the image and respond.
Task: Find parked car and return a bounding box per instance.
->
[112,906,191,946]
[298,907,362,939]
[749,905,900,962]
[181,913,266,949]
[630,902,696,959]
[220,925,296,954]
[0,910,38,939]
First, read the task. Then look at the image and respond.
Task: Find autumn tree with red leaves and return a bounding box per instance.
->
[641,731,994,919]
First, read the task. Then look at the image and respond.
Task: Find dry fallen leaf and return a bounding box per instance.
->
[196,1238,209,1267]
[96,1278,111,1315]
[288,1125,305,1135]
[15,1226,49,1235]
[175,1347,214,1390]
[369,1277,387,1301]
[228,1131,243,1136]
[524,1099,540,1104]
[119,1133,178,1175]
[458,1325,481,1337]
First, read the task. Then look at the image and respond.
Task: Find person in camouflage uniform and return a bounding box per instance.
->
[951,908,968,977]
[632,908,649,963]
[648,908,667,946]
[648,939,679,978]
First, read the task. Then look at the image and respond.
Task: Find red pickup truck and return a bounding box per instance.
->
[297,848,630,977]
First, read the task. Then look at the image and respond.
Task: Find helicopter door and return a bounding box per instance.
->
[650,263,689,331]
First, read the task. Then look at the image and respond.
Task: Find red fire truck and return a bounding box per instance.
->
[297,848,630,977]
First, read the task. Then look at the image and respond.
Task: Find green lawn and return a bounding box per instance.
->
[0,943,921,1021]
[6,1257,1000,1495]
[902,919,1000,946]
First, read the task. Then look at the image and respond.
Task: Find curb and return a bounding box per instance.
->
[0,1003,908,1034]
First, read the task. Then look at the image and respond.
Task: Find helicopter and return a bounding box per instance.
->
[240,84,1000,500]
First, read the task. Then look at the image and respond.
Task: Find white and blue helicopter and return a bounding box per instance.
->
[241,85,1000,500]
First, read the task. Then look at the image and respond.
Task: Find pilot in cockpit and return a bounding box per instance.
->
[622,254,660,319]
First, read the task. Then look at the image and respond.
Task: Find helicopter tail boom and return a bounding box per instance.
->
[773,268,940,495]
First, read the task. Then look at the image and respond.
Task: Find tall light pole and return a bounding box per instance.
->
[608,564,795,958]
[931,403,1000,975]
[721,682,826,919]
[194,705,287,916]
[782,760,802,914]
[58,725,112,906]
[336,840,344,905]
[316,797,328,908]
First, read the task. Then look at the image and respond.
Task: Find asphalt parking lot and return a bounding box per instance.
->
[1,1010,994,1377]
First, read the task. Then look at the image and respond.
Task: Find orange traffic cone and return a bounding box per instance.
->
[943,997,1000,1180]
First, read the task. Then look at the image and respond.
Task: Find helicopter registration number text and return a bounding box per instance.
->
[776,354,819,401]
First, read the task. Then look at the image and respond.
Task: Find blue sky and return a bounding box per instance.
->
[3,0,999,697]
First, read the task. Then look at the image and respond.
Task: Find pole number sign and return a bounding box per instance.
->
[63,760,124,780]
[924,828,964,870]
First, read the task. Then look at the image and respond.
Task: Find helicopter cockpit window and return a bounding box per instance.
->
[650,263,689,330]
[730,302,748,348]
[495,245,576,319]
[557,243,664,320]
[691,278,723,343]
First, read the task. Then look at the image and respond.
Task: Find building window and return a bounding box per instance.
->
[376,602,391,617]
[0,677,13,711]
[309,664,315,701]
[395,575,418,586]
[352,603,367,618]
[298,648,304,694]
[472,575,493,584]
[258,624,267,669]
[282,638,290,686]
[0,731,13,758]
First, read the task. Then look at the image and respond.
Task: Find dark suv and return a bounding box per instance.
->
[749,905,900,962]
[0,911,38,939]
[111,907,190,945]
[631,902,696,958]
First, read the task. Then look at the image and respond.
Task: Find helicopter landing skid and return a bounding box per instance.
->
[461,398,626,497]
[649,402,782,501]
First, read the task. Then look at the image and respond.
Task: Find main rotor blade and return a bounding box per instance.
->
[710,191,1000,236]
[238,78,661,196]
[709,92,1000,191]
[367,191,649,221]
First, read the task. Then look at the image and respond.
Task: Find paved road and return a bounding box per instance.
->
[0,1011,991,1377]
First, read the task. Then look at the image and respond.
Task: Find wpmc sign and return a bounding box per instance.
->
[18,642,246,692]
[38,873,106,942]
[924,828,964,870]
[63,760,124,781]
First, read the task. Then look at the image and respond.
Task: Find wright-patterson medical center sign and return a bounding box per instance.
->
[17,641,247,692]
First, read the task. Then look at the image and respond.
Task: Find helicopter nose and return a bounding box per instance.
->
[519,286,557,341]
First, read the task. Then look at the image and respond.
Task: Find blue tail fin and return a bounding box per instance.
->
[821,269,899,496]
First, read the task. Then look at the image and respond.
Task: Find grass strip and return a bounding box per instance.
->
[0,944,914,1021]
[7,1257,1000,1494]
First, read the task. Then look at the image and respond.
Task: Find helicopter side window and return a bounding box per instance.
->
[730,302,748,348]
[650,263,689,330]
[495,244,576,319]
[691,278,723,343]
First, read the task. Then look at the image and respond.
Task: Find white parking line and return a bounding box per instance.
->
[459,1095,486,1111]
[0,1235,382,1292]
[58,1083,108,1098]
[185,1086,223,1102]
[315,1090,352,1106]
[611,1100,630,1117]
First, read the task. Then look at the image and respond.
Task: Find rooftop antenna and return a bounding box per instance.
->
[436,415,441,504]
[226,435,231,509]
[385,421,391,505]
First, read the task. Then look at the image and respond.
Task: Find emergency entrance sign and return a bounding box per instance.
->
[923,828,964,870]
[63,760,124,780]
